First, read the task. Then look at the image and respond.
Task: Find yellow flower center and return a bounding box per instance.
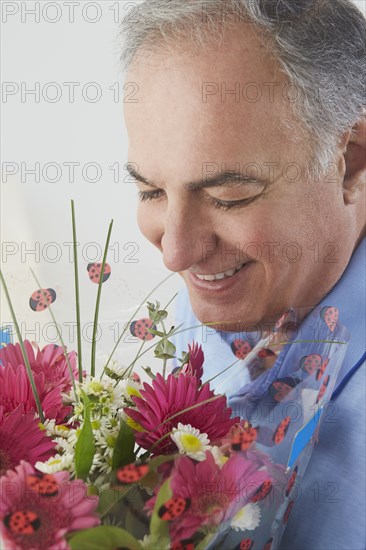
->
[48,459,62,466]
[180,433,202,453]
[126,386,141,398]
[125,417,145,433]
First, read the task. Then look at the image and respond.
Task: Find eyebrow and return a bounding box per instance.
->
[126,163,272,191]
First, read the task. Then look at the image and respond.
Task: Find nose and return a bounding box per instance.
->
[160,198,218,272]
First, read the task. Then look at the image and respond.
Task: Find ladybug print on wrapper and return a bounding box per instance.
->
[230,422,257,452]
[231,339,251,359]
[240,539,254,550]
[26,473,59,497]
[263,537,273,550]
[283,500,295,524]
[316,358,329,381]
[300,354,329,381]
[286,465,298,497]
[116,463,149,484]
[4,510,41,535]
[130,318,156,341]
[316,375,330,404]
[300,354,322,376]
[250,480,273,503]
[29,288,56,312]
[87,262,111,284]
[320,306,339,332]
[269,378,298,402]
[158,497,191,520]
[273,416,291,445]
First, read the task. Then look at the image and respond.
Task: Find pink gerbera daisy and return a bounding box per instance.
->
[0,341,78,394]
[147,451,269,542]
[181,342,204,384]
[124,373,238,454]
[0,341,77,423]
[0,461,100,550]
[0,406,55,477]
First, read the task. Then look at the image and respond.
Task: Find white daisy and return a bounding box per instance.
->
[119,378,142,403]
[35,453,73,474]
[171,423,211,461]
[210,445,229,467]
[231,503,261,532]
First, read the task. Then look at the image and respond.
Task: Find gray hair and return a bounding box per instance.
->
[118,0,366,173]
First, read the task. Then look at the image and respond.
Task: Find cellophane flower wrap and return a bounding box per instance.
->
[0,207,350,550]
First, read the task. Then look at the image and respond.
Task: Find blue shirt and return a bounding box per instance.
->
[172,238,366,550]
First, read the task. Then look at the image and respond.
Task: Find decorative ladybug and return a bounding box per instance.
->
[320,306,339,332]
[269,378,298,402]
[116,463,149,484]
[26,473,59,497]
[87,262,111,284]
[316,375,330,404]
[263,537,273,550]
[240,539,254,550]
[4,510,41,535]
[29,288,56,312]
[257,347,277,371]
[231,421,257,451]
[300,354,322,376]
[250,480,273,503]
[286,465,298,497]
[130,318,156,341]
[231,339,251,359]
[283,500,295,524]
[273,416,291,445]
[132,372,141,383]
[171,542,195,550]
[257,348,276,359]
[158,497,191,520]
[316,358,329,381]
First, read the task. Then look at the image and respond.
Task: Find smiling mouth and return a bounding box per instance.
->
[192,262,248,281]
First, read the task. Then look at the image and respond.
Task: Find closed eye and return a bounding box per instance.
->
[138,189,256,210]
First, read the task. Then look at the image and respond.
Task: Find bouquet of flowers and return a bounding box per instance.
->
[0,203,350,550]
[0,203,278,550]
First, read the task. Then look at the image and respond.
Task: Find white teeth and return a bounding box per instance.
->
[195,263,245,281]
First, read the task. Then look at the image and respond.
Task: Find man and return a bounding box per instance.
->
[121,1,366,548]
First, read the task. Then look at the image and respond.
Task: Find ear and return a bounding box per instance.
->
[341,113,366,205]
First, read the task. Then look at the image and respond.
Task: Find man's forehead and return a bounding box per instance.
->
[124,23,298,181]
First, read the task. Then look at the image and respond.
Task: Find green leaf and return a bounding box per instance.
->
[112,420,135,471]
[155,310,168,322]
[149,478,172,547]
[97,485,132,518]
[68,526,141,550]
[195,532,217,550]
[178,351,190,365]
[141,366,156,380]
[139,454,177,490]
[154,339,176,360]
[74,392,95,481]
[146,328,165,338]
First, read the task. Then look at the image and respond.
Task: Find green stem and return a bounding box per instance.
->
[161,319,168,378]
[0,270,45,422]
[30,269,78,402]
[91,219,114,377]
[71,200,83,383]
[100,272,176,379]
